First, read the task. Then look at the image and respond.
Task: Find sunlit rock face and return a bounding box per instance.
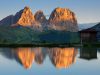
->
[48,7,78,32]
[15,48,35,69]
[11,6,43,30]
[16,6,35,26]
[47,48,77,69]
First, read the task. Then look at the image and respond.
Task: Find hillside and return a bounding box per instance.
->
[0,25,80,46]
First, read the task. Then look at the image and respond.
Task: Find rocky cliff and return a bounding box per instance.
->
[16,6,35,27]
[34,10,47,24]
[13,6,41,29]
[0,6,41,29]
[0,6,35,26]
[48,7,78,32]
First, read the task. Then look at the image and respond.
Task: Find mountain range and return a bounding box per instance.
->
[0,6,78,32]
[0,6,82,45]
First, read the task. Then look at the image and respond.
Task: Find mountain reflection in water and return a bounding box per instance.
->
[47,48,77,69]
[0,47,98,69]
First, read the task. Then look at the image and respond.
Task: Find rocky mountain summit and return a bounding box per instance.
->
[12,6,41,29]
[34,10,47,24]
[48,7,78,32]
[0,6,78,32]
[16,6,35,27]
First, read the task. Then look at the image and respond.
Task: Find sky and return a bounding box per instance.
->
[0,0,100,23]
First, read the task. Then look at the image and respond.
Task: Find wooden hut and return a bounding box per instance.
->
[79,28,97,43]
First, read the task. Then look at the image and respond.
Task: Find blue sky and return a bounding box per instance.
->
[0,0,100,23]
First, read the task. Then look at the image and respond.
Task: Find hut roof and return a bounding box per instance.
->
[79,28,97,33]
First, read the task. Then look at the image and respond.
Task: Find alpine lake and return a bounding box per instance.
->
[0,46,100,75]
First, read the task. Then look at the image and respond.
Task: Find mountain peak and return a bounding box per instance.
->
[23,6,32,12]
[34,10,47,23]
[16,6,35,26]
[48,7,78,32]
[54,7,70,13]
[24,6,30,9]
[49,7,75,21]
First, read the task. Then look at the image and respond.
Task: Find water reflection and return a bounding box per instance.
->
[0,47,99,69]
[34,48,46,65]
[47,48,77,69]
[80,47,97,60]
[15,48,35,69]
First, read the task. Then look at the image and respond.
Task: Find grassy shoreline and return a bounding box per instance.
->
[0,43,80,47]
[0,43,100,48]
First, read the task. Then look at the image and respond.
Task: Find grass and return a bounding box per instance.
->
[0,25,85,47]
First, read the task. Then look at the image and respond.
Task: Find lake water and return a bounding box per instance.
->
[0,47,100,75]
